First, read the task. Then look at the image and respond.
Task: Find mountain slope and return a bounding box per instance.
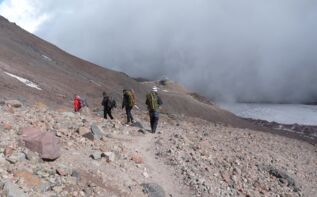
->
[0,15,253,128]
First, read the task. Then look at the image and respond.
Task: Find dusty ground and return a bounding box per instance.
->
[0,101,316,197]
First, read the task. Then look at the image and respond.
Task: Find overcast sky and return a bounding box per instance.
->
[1,0,317,103]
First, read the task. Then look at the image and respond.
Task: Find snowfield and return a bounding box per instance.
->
[4,72,42,90]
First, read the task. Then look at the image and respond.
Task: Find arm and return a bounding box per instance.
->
[122,96,126,109]
[157,96,163,106]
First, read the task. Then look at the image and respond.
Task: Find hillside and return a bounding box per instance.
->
[0,15,253,129]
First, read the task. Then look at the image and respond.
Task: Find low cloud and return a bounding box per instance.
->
[2,0,317,103]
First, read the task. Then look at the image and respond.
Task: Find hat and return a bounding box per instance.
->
[152,86,158,92]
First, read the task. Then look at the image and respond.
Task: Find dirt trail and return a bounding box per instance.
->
[126,128,191,197]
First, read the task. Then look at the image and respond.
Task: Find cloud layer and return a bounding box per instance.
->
[1,0,317,103]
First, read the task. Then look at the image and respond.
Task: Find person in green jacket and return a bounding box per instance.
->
[145,86,163,133]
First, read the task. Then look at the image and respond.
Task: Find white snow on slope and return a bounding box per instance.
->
[4,71,42,90]
[41,54,52,61]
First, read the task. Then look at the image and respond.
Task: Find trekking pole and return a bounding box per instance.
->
[134,105,140,110]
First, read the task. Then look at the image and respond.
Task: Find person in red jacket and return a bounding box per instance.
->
[74,95,82,112]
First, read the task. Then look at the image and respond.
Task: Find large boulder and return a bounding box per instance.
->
[21,127,60,160]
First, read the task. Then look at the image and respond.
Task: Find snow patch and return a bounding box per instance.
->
[4,72,42,90]
[89,80,101,87]
[41,55,52,61]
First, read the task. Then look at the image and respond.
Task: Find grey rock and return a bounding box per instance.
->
[71,170,81,182]
[23,149,40,162]
[3,181,28,197]
[141,183,165,197]
[102,152,115,162]
[6,152,26,164]
[39,182,52,193]
[86,123,104,141]
[90,151,103,160]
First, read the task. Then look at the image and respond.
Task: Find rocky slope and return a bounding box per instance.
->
[0,101,316,197]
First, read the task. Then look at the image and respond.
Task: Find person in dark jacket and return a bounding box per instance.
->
[101,92,115,119]
[145,86,163,133]
[122,89,134,124]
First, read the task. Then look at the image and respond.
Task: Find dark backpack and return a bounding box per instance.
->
[110,98,117,108]
[146,92,159,111]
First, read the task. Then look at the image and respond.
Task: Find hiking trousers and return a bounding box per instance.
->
[149,111,159,133]
[125,107,134,123]
[104,108,114,119]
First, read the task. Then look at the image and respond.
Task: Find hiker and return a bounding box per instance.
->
[122,89,135,124]
[146,86,163,133]
[101,92,116,119]
[73,95,82,112]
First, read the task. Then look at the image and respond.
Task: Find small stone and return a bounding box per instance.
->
[55,131,62,137]
[131,154,144,164]
[102,152,115,162]
[71,170,81,182]
[142,168,150,178]
[143,171,149,178]
[53,186,64,193]
[23,150,40,162]
[4,147,14,157]
[141,183,165,197]
[56,168,68,176]
[90,151,103,160]
[77,127,90,135]
[3,123,12,130]
[39,182,52,192]
[80,191,85,196]
[6,152,26,164]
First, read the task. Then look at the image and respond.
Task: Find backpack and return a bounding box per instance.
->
[80,98,88,107]
[146,92,159,111]
[126,90,136,107]
[110,97,117,108]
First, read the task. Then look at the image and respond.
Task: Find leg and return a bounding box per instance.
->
[104,109,107,119]
[108,110,114,119]
[129,107,134,122]
[152,116,159,133]
[152,112,159,133]
[149,112,154,132]
[125,108,131,123]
